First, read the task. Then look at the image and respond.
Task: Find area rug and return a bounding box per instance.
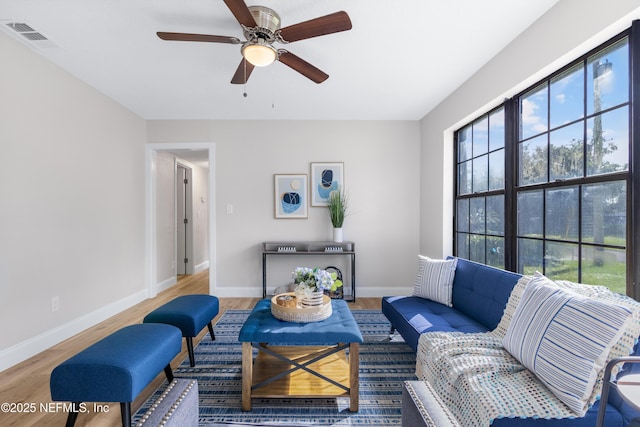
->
[133,309,415,426]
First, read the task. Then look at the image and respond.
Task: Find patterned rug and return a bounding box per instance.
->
[133,309,415,426]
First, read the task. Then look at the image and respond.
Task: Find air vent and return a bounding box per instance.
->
[21,32,48,41]
[7,22,35,33]
[3,21,58,48]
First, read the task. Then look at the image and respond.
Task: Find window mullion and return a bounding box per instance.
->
[629,20,640,299]
[504,98,518,272]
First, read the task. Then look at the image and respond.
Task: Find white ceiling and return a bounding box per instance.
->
[1,0,559,121]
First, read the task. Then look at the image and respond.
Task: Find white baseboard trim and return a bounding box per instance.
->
[212,286,414,299]
[155,275,177,294]
[214,286,264,298]
[0,289,148,373]
[357,286,413,297]
[194,261,209,274]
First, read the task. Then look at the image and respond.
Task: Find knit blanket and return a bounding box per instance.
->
[415,276,640,427]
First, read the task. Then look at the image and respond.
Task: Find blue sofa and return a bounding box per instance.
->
[382,257,640,427]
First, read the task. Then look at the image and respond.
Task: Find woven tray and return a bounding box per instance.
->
[271,292,332,323]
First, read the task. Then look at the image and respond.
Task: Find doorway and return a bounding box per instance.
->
[145,142,216,298]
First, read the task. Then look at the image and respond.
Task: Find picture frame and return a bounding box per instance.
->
[310,162,344,206]
[274,174,308,218]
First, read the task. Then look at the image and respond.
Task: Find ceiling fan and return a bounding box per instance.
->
[157,0,352,84]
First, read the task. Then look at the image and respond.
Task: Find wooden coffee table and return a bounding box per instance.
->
[238,298,364,411]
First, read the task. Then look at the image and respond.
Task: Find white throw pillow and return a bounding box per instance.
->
[502,272,632,416]
[412,256,457,307]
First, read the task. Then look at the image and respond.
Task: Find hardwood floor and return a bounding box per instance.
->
[0,271,381,426]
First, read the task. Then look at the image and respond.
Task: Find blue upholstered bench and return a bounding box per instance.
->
[50,323,182,427]
[143,294,219,367]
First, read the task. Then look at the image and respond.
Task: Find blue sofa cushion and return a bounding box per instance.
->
[450,258,521,330]
[382,295,488,352]
[490,400,623,426]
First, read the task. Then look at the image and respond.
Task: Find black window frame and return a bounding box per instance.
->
[453,21,640,298]
[454,105,507,269]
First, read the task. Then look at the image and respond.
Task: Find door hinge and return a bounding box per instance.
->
[184,178,188,184]
[184,258,188,264]
[184,218,188,224]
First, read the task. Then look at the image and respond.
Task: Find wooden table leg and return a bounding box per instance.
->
[242,342,253,411]
[349,342,360,412]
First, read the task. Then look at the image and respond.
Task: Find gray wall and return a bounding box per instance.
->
[146,120,421,297]
[0,31,147,369]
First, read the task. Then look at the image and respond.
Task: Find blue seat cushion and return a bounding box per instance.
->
[490,400,622,426]
[143,294,219,337]
[50,324,182,402]
[382,296,488,352]
[239,299,363,345]
[450,258,521,330]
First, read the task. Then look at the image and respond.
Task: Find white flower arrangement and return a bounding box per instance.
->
[292,267,343,294]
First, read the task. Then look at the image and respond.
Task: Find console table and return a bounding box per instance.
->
[262,241,356,301]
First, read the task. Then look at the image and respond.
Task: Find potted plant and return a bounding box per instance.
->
[328,188,348,242]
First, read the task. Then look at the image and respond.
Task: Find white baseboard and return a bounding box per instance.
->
[155,262,208,294]
[214,286,264,298]
[213,285,413,299]
[155,275,177,294]
[0,289,148,373]
[194,260,209,274]
[357,286,413,297]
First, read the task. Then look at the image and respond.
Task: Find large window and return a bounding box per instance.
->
[454,32,633,295]
[455,107,506,268]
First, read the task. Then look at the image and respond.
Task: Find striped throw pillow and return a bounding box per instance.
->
[502,272,632,416]
[412,256,457,307]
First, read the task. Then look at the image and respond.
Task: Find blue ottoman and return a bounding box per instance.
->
[143,294,219,367]
[50,323,182,427]
[239,299,363,411]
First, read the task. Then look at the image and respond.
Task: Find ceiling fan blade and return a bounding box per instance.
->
[278,51,329,84]
[278,11,352,43]
[231,58,255,84]
[157,32,240,44]
[223,0,257,28]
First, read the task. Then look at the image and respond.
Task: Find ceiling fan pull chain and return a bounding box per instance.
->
[243,60,248,97]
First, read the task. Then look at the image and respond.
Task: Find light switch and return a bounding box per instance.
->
[226,204,233,214]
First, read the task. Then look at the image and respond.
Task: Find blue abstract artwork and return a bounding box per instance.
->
[311,163,344,206]
[316,169,339,199]
[274,174,307,218]
[281,192,301,213]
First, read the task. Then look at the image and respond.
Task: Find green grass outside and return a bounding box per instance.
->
[523,259,626,295]
[520,234,626,247]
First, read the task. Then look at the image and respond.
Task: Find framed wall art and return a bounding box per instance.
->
[311,162,344,206]
[274,174,308,218]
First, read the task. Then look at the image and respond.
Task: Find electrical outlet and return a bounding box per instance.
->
[51,296,59,312]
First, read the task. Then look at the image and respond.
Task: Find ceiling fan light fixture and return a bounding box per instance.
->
[242,40,277,67]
